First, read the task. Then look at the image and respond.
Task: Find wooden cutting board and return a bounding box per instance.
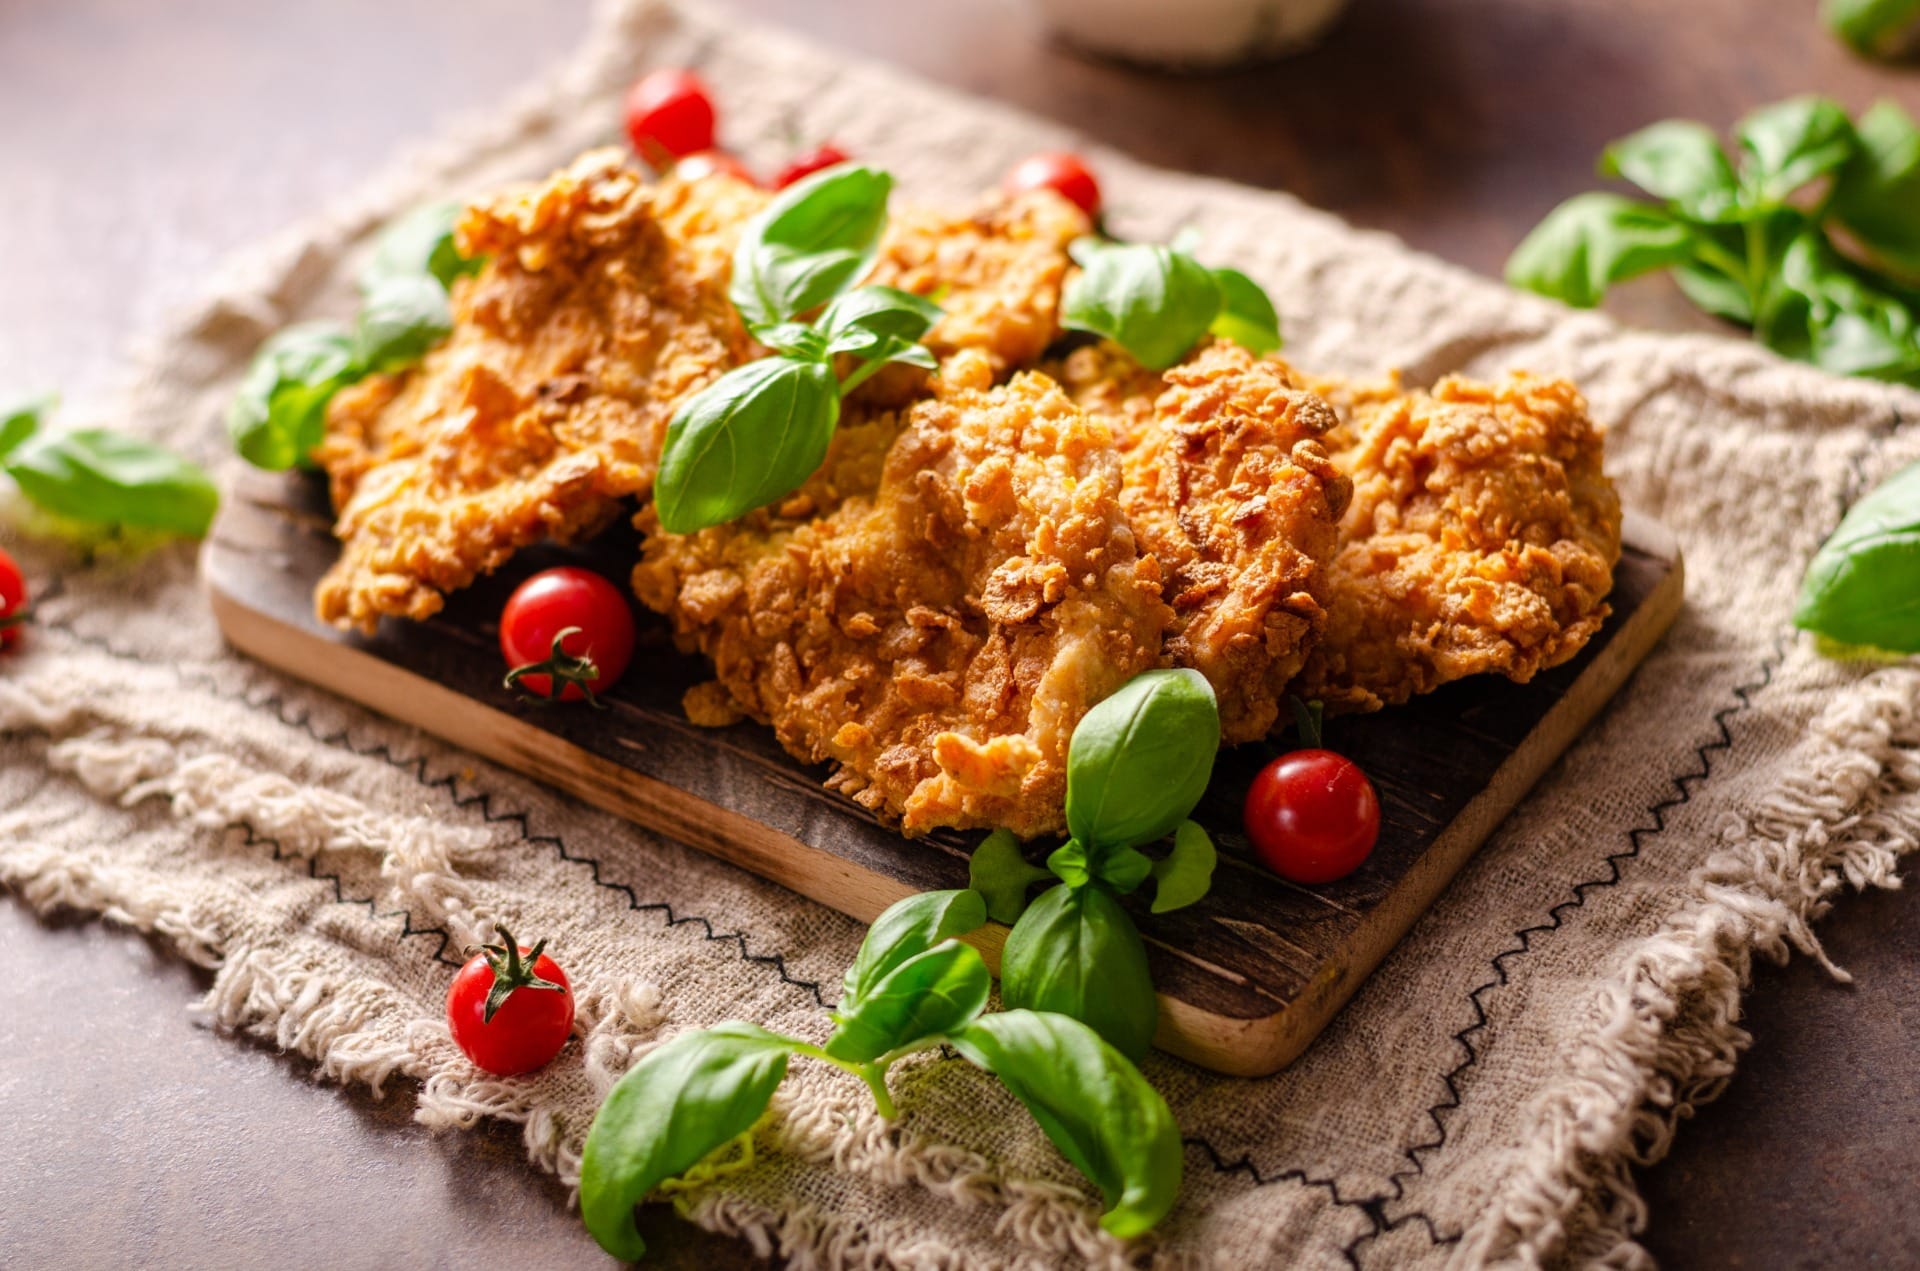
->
[204,469,1683,1076]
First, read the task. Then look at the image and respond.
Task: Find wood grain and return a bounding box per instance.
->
[204,468,1683,1076]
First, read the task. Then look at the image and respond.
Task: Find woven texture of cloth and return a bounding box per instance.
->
[3,2,1918,1265]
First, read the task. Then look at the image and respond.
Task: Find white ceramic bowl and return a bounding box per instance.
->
[1026,0,1352,68]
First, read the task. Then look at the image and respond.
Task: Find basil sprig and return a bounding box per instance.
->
[230,201,478,471]
[0,395,217,539]
[579,887,1182,1259]
[1061,236,1281,370]
[1509,97,1920,385]
[655,165,942,535]
[1824,0,1920,60]
[971,668,1222,1060]
[1794,459,1920,654]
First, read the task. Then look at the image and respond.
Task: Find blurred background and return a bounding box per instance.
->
[2,1,1916,1266]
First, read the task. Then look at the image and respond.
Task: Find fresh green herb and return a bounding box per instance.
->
[1062,237,1281,369]
[1066,667,1221,850]
[577,889,1183,1259]
[998,882,1157,1060]
[654,357,842,533]
[359,200,483,294]
[1206,266,1283,355]
[967,829,1054,924]
[228,324,361,471]
[1149,820,1218,915]
[354,276,455,372]
[730,164,892,327]
[1509,97,1920,385]
[1824,0,1920,60]
[1794,458,1920,653]
[0,395,218,539]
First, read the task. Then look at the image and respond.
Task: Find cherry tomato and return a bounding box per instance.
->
[447,926,575,1077]
[499,567,636,702]
[0,548,27,650]
[1004,151,1102,218]
[672,149,760,186]
[774,143,851,189]
[1243,749,1381,884]
[624,68,717,167]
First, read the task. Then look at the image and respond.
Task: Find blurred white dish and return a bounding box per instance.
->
[1025,0,1352,67]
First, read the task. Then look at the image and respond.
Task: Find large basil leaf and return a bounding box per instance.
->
[360,200,481,293]
[1062,239,1223,370]
[1205,267,1282,354]
[579,1022,798,1261]
[228,323,362,471]
[999,883,1157,1060]
[1824,0,1920,59]
[731,164,892,327]
[1794,459,1920,652]
[5,428,218,537]
[825,939,992,1062]
[949,1010,1181,1238]
[353,275,454,373]
[816,285,944,358]
[839,888,987,1006]
[1778,233,1920,381]
[1600,120,1742,221]
[654,356,842,533]
[967,830,1053,924]
[1505,193,1696,308]
[1736,96,1857,206]
[1065,667,1219,851]
[1832,101,1920,276]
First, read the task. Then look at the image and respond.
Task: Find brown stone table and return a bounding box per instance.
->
[2,1,1916,1265]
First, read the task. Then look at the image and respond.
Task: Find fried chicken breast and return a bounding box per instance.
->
[1292,372,1622,712]
[313,150,768,632]
[1050,340,1352,742]
[632,356,1169,837]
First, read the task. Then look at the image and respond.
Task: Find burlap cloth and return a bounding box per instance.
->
[4,2,1917,1265]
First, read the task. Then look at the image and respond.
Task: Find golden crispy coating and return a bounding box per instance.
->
[1051,339,1352,742]
[313,151,767,632]
[1292,372,1622,712]
[632,358,1169,838]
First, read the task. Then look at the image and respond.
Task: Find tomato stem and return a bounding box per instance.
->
[480,923,566,1023]
[1286,694,1325,750]
[503,625,605,707]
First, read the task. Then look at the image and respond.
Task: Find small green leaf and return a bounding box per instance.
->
[1065,668,1220,851]
[1000,883,1157,1060]
[1795,458,1920,652]
[753,322,830,361]
[1046,838,1152,894]
[579,1022,798,1262]
[1504,193,1696,308]
[228,323,362,471]
[353,275,453,373]
[731,165,892,327]
[968,830,1053,924]
[1600,120,1743,221]
[654,356,842,533]
[825,939,992,1062]
[360,201,481,294]
[1150,821,1217,914]
[839,888,988,1007]
[0,394,53,461]
[5,428,218,537]
[1735,95,1857,205]
[1062,238,1224,370]
[1823,0,1920,59]
[1832,101,1920,276]
[1672,260,1755,325]
[816,285,944,358]
[1778,232,1920,380]
[1206,267,1281,354]
[949,1010,1181,1238]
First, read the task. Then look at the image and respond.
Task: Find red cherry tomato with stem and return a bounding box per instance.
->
[1004,151,1102,218]
[775,143,851,189]
[1243,699,1380,884]
[624,68,717,167]
[0,548,27,650]
[446,925,575,1077]
[672,149,760,186]
[500,567,636,703]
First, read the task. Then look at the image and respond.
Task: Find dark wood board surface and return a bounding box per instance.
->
[7,0,1919,1265]
[204,469,1683,1076]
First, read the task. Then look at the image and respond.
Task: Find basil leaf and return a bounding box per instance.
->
[654,356,842,533]
[968,829,1054,924]
[1504,193,1696,308]
[825,939,992,1062]
[1000,883,1157,1060]
[1779,232,1920,381]
[1065,667,1220,851]
[1824,0,1920,59]
[840,888,987,1006]
[229,323,362,471]
[1832,101,1920,276]
[0,394,52,461]
[5,428,218,537]
[580,1022,797,1261]
[731,164,892,327]
[1600,120,1743,221]
[1672,260,1755,325]
[817,285,944,358]
[1206,267,1282,354]
[1045,838,1153,894]
[353,275,453,373]
[1150,820,1216,914]
[949,1010,1181,1238]
[753,322,830,361]
[1794,459,1920,652]
[1062,239,1223,370]
[1736,96,1857,205]
[360,200,480,294]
